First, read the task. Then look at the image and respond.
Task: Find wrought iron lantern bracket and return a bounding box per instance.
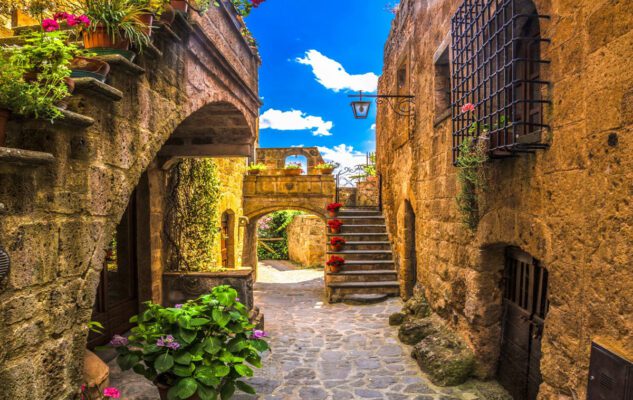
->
[349,91,416,138]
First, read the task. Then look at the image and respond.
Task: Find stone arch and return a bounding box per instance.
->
[256,147,326,174]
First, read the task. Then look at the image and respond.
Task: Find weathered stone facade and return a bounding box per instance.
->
[0,5,260,398]
[377,0,633,398]
[287,214,326,268]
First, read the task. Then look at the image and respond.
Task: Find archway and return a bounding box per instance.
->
[284,154,308,175]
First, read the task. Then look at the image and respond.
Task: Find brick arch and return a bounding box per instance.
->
[0,8,260,398]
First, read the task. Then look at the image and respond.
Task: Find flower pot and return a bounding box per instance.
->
[160,5,177,25]
[83,25,130,50]
[139,12,154,37]
[329,227,341,234]
[248,169,261,176]
[366,176,378,182]
[284,169,302,176]
[330,244,343,252]
[320,167,334,175]
[70,56,111,82]
[0,109,10,147]
[328,265,342,274]
[171,0,189,12]
[328,210,338,218]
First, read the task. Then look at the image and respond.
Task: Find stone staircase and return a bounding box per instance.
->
[326,207,400,302]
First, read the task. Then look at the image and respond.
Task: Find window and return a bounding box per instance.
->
[450,0,550,163]
[396,54,409,96]
[434,46,451,126]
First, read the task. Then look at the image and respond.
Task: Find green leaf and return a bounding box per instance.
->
[132,364,146,376]
[180,327,197,344]
[197,384,218,400]
[228,338,248,353]
[167,386,180,400]
[195,366,221,387]
[191,317,211,326]
[212,308,230,327]
[203,337,222,355]
[213,365,230,377]
[117,352,140,370]
[154,353,174,374]
[246,356,262,368]
[235,381,256,395]
[173,363,195,377]
[220,381,235,400]
[234,364,253,377]
[176,377,198,398]
[178,315,192,329]
[174,352,192,365]
[250,339,269,352]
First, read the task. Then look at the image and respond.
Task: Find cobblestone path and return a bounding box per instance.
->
[109,261,508,399]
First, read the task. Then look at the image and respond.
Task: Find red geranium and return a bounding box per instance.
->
[330,237,346,246]
[327,219,343,229]
[251,0,265,6]
[326,202,344,212]
[326,256,345,267]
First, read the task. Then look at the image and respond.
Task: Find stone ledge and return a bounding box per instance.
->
[57,109,95,127]
[73,78,124,102]
[0,147,55,166]
[156,22,183,43]
[96,54,145,75]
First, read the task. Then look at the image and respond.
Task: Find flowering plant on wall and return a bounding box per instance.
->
[109,286,269,399]
[326,255,345,273]
[212,0,265,17]
[327,219,343,233]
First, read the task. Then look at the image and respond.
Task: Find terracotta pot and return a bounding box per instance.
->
[328,265,342,274]
[160,5,176,25]
[83,25,129,50]
[0,108,10,147]
[330,244,343,252]
[248,169,261,175]
[70,56,111,82]
[156,379,200,400]
[366,175,378,182]
[329,227,341,234]
[284,168,302,176]
[320,167,334,175]
[328,210,338,218]
[138,12,154,37]
[170,0,189,12]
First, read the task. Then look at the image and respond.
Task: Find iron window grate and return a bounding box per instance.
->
[450,0,551,164]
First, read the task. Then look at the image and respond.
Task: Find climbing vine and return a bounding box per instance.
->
[164,159,222,272]
[455,136,488,231]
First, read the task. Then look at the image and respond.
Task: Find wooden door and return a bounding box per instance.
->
[89,193,139,347]
[498,247,549,400]
[221,212,229,268]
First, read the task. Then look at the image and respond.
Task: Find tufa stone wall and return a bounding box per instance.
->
[377,0,633,398]
[356,179,379,207]
[0,5,260,399]
[255,147,326,175]
[287,214,326,268]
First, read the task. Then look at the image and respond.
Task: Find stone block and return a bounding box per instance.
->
[411,331,475,386]
[398,317,441,345]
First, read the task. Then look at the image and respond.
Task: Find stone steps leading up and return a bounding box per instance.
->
[326,207,399,302]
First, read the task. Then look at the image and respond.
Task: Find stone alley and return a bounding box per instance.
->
[109,261,510,400]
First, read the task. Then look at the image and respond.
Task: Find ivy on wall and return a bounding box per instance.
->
[165,159,222,272]
[455,137,488,231]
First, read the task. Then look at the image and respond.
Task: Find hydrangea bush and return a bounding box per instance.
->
[109,286,269,400]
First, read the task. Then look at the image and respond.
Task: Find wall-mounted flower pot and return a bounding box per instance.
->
[170,0,189,12]
[83,25,129,50]
[160,5,176,25]
[0,108,11,147]
[284,169,302,176]
[320,168,334,175]
[328,210,338,218]
[70,57,111,82]
[248,169,261,176]
[138,12,154,37]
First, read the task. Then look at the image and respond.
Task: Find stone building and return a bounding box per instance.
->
[287,214,326,268]
[377,0,633,398]
[0,3,260,398]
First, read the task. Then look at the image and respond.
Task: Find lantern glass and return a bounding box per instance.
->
[351,101,371,119]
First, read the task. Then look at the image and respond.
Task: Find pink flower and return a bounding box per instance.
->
[77,15,91,27]
[53,12,69,20]
[251,330,268,339]
[42,19,60,32]
[103,387,121,398]
[109,335,128,347]
[461,103,475,113]
[66,15,78,27]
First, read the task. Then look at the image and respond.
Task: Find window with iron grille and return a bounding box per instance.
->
[450,0,550,164]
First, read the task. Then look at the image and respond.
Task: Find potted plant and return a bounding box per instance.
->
[130,0,171,36]
[327,219,343,234]
[70,0,152,59]
[329,237,346,252]
[315,162,335,175]
[326,255,345,273]
[108,286,268,400]
[326,202,343,218]
[284,162,303,176]
[170,0,189,12]
[0,31,75,146]
[247,163,266,176]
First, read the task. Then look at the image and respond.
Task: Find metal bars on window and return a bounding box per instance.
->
[450,0,551,164]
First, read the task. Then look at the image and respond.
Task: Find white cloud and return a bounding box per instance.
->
[296,50,379,92]
[259,109,333,136]
[317,144,367,171]
[370,123,376,131]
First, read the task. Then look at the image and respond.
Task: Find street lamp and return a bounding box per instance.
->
[348,91,415,118]
[350,92,372,119]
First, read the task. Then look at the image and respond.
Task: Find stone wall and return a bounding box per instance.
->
[256,147,326,175]
[287,215,326,268]
[377,0,633,398]
[356,179,379,207]
[0,5,260,398]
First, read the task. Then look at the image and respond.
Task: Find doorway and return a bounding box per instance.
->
[498,247,549,400]
[403,200,417,299]
[88,192,139,347]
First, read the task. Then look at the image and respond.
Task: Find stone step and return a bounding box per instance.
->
[327,280,400,288]
[335,242,392,251]
[327,250,393,261]
[338,209,381,217]
[332,216,385,225]
[340,260,396,271]
[327,270,397,283]
[327,281,400,301]
[337,224,387,234]
[73,77,123,102]
[327,250,392,255]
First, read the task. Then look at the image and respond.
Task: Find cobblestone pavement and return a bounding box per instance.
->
[109,261,508,399]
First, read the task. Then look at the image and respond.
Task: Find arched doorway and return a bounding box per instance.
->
[403,200,417,299]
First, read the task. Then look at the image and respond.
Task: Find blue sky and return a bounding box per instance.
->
[246,1,396,169]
